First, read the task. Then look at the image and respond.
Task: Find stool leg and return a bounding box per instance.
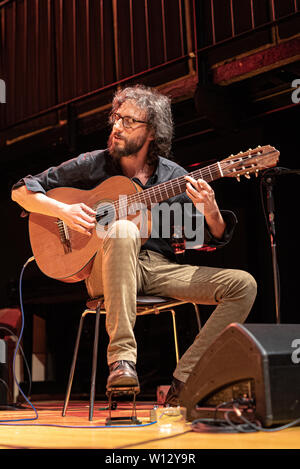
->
[89,304,101,421]
[193,303,201,331]
[170,309,179,363]
[62,313,85,417]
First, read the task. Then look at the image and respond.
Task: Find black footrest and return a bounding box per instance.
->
[106,386,141,426]
[106,385,140,396]
[105,416,142,426]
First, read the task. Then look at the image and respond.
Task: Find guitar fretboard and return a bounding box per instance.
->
[114,162,222,214]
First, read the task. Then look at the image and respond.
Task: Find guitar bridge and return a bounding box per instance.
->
[56,219,72,254]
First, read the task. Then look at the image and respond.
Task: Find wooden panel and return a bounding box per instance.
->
[0,401,299,449]
[1,0,298,135]
[195,0,273,66]
[0,0,57,128]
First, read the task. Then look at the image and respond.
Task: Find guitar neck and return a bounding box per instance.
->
[127,161,222,208]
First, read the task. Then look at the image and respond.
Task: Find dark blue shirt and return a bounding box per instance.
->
[12,149,237,261]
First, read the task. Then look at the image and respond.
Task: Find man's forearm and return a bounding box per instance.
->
[205,209,226,240]
[11,185,67,218]
[12,185,97,235]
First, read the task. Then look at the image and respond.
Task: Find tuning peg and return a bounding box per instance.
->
[244,172,251,179]
[255,170,259,177]
[236,175,241,182]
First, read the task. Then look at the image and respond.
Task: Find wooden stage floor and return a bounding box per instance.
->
[0,400,299,451]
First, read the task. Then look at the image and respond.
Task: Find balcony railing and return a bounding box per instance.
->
[0,0,298,137]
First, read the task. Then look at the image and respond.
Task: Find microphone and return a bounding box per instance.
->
[262,167,300,176]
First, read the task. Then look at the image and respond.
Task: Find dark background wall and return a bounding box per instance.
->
[0,0,299,398]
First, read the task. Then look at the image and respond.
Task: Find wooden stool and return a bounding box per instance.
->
[62,296,201,421]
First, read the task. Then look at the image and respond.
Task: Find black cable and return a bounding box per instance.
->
[223,410,260,433]
[0,326,32,399]
[213,398,236,420]
[192,399,300,434]
[191,399,256,433]
[0,257,39,423]
[0,378,11,401]
[228,403,300,433]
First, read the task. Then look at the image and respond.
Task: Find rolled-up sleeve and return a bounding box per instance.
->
[203,209,237,249]
[11,152,92,194]
[176,188,237,251]
[12,174,48,194]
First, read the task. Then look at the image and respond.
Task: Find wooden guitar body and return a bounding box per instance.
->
[29,176,148,282]
[28,145,279,283]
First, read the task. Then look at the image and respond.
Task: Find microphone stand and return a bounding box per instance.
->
[261,167,300,324]
[262,174,280,323]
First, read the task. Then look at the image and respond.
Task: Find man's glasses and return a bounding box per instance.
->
[110,112,148,129]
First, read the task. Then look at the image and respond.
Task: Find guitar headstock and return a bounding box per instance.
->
[221,145,280,181]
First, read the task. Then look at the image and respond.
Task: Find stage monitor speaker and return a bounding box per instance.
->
[180,323,300,427]
[0,339,8,406]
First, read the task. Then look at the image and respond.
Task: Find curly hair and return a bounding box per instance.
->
[110,84,174,165]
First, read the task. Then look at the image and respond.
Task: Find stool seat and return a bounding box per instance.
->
[137,296,174,304]
[63,295,201,421]
[86,295,180,310]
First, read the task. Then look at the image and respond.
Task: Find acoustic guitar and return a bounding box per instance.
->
[28,145,279,282]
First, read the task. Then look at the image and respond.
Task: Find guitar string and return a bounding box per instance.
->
[57,149,277,239]
[110,149,276,214]
[64,149,275,235]
[96,161,239,216]
[95,148,276,218]
[108,157,238,214]
[110,163,221,215]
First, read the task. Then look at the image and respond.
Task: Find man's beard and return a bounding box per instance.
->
[108,131,148,161]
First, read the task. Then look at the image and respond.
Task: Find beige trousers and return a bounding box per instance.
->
[85,220,257,383]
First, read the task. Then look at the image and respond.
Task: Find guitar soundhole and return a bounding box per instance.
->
[95,202,116,227]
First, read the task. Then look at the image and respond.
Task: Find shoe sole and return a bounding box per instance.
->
[107,377,139,388]
[106,386,140,397]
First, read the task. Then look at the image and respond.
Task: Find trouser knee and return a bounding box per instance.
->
[226,269,257,306]
[238,270,257,298]
[103,220,141,248]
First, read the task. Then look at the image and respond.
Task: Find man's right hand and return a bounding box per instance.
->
[60,203,97,236]
[12,186,97,236]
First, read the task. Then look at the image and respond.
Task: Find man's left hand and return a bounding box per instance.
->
[185,175,218,216]
[185,175,226,240]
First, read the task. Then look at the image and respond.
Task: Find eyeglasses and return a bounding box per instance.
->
[110,112,148,129]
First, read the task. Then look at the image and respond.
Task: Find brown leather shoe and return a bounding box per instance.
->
[107,360,139,388]
[164,377,185,406]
